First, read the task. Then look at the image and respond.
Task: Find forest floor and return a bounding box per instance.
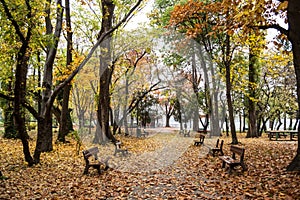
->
[0,127,300,199]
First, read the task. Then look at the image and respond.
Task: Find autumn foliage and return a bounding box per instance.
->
[1,129,299,199]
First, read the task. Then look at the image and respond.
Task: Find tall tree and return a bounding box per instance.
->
[57,0,74,143]
[33,0,64,163]
[0,0,36,166]
[286,0,300,171]
[94,0,117,144]
[246,32,264,138]
[169,1,239,144]
[0,0,144,165]
[226,0,300,171]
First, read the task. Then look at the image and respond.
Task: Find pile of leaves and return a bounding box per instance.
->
[0,130,299,199]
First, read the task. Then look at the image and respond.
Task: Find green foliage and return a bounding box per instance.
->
[70,130,82,155]
[150,0,187,27]
[162,52,186,69]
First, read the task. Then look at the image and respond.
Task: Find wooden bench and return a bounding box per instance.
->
[114,141,128,156]
[137,128,149,138]
[143,129,150,136]
[82,147,110,175]
[219,145,247,174]
[183,130,190,137]
[267,130,298,141]
[211,139,224,156]
[194,133,205,146]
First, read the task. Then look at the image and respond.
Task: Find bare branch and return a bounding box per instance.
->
[51,0,144,104]
[0,93,39,119]
[255,24,288,36]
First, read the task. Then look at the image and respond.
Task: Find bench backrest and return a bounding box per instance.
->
[230,145,245,162]
[215,139,219,147]
[216,139,224,148]
[83,147,99,161]
[219,140,224,149]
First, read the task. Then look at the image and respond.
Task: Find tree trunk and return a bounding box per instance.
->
[193,109,199,131]
[223,33,238,144]
[276,112,283,130]
[57,0,73,142]
[123,77,130,136]
[34,0,63,163]
[57,84,72,142]
[287,0,300,171]
[0,0,34,166]
[14,45,34,166]
[165,108,171,127]
[34,116,53,163]
[95,0,117,144]
[247,48,258,138]
[199,45,220,136]
[225,114,229,137]
[210,61,221,136]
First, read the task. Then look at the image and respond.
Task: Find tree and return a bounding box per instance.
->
[285,0,300,171]
[246,32,264,138]
[169,1,239,144]
[94,0,116,144]
[0,0,43,166]
[158,90,176,127]
[0,0,144,165]
[225,0,300,171]
[33,0,64,163]
[57,0,74,143]
[111,47,151,136]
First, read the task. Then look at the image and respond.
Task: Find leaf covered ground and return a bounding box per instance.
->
[0,128,300,199]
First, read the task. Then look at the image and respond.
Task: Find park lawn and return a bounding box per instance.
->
[0,131,299,199]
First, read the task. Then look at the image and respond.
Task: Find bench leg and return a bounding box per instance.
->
[95,165,101,175]
[228,166,234,174]
[220,150,224,156]
[83,165,89,175]
[241,163,247,171]
[221,161,226,168]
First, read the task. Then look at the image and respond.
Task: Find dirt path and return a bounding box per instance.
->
[111,128,218,173]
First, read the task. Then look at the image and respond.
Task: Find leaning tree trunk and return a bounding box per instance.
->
[287,0,300,171]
